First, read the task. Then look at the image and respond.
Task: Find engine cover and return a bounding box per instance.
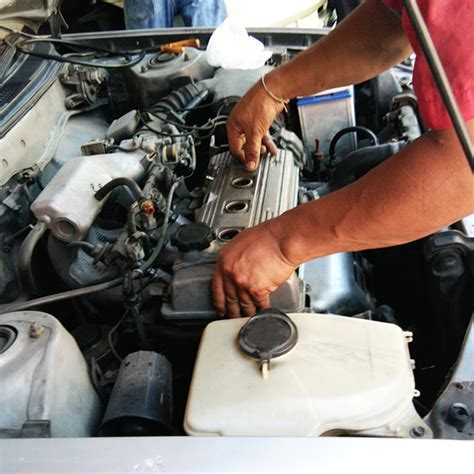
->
[162,143,304,320]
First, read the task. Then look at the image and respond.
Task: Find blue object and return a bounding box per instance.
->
[124,0,228,29]
[296,90,352,107]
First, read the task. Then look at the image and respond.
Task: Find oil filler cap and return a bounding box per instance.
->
[238,308,298,367]
[171,223,215,252]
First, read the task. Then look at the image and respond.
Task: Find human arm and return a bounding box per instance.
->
[213,122,474,318]
[227,0,413,170]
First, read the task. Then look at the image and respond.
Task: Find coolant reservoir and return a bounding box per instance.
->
[184,312,430,437]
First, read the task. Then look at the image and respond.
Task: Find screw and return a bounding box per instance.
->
[447,403,472,432]
[410,426,426,438]
[29,322,44,338]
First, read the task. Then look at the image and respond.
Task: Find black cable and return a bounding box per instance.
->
[0,278,123,315]
[107,309,129,362]
[20,37,126,55]
[329,126,379,162]
[145,109,228,132]
[136,111,196,138]
[149,96,236,113]
[68,241,97,253]
[402,0,474,170]
[13,37,146,69]
[95,177,145,203]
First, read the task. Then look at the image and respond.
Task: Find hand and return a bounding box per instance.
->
[212,221,297,318]
[226,79,281,171]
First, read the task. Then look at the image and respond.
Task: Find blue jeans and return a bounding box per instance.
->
[124,0,227,29]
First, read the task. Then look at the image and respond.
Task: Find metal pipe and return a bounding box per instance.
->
[402,0,474,170]
[0,277,124,315]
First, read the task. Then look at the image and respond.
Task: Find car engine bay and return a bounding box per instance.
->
[0,30,472,440]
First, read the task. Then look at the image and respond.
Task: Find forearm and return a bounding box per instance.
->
[267,0,412,99]
[271,123,474,265]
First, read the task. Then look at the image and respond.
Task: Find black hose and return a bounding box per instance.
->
[95,177,145,203]
[68,241,96,253]
[13,37,146,70]
[329,126,379,162]
[402,0,474,170]
[0,278,123,315]
[17,222,47,296]
[331,142,404,190]
[140,181,180,274]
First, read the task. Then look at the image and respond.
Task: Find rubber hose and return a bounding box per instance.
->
[18,222,47,296]
[331,142,403,190]
[329,126,379,162]
[140,180,180,274]
[95,177,145,203]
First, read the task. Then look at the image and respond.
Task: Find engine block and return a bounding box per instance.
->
[162,142,305,320]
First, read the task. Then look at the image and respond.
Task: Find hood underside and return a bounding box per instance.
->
[0,0,61,22]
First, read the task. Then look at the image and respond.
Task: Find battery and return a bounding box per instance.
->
[297,86,356,159]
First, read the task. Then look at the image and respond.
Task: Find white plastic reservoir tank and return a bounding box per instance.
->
[184,312,430,437]
[0,311,101,438]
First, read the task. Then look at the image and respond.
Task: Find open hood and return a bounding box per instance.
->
[0,0,62,22]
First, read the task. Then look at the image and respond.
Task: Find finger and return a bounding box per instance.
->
[237,289,258,318]
[262,134,278,156]
[211,269,226,317]
[223,280,242,319]
[250,289,271,310]
[243,134,263,171]
[227,123,246,162]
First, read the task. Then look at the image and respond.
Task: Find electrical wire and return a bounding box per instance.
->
[136,111,196,138]
[7,33,146,69]
[137,111,227,142]
[149,96,237,113]
[107,309,129,362]
[145,109,228,132]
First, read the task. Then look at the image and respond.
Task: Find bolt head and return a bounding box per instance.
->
[410,426,426,438]
[29,322,45,338]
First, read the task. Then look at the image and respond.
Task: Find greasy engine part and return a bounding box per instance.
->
[30,150,147,242]
[161,140,304,320]
[99,351,173,436]
[2,33,472,442]
[124,47,215,108]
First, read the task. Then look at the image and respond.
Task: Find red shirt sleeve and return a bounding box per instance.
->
[382,0,474,130]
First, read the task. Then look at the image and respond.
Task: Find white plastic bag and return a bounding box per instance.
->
[206,18,272,70]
